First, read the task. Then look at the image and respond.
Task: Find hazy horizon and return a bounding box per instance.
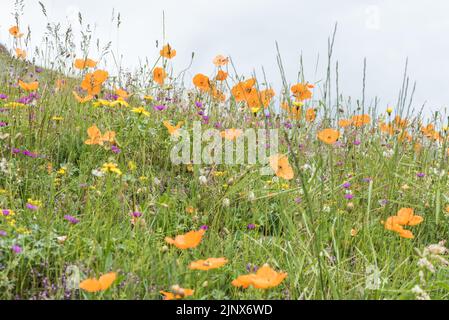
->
[1,0,448,116]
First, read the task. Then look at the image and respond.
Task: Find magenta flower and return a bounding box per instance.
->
[0,230,6,237]
[0,94,8,100]
[153,105,167,111]
[342,182,351,189]
[26,203,38,211]
[195,101,203,108]
[132,211,142,218]
[2,209,11,216]
[345,194,354,200]
[64,215,80,225]
[417,173,426,178]
[247,223,256,230]
[22,150,38,158]
[284,122,293,129]
[111,145,121,154]
[200,225,209,231]
[12,245,22,254]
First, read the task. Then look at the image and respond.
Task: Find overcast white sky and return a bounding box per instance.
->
[0,0,448,115]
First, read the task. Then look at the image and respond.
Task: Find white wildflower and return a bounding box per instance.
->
[411,285,431,300]
[199,175,207,185]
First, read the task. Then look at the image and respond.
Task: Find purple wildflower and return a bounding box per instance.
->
[200,225,209,231]
[22,150,38,158]
[132,211,143,218]
[2,209,10,216]
[195,101,203,108]
[153,105,167,111]
[342,182,351,189]
[353,140,361,146]
[0,94,8,100]
[417,173,426,178]
[295,197,302,204]
[0,121,8,127]
[0,230,6,237]
[345,194,354,200]
[111,145,121,154]
[246,264,259,273]
[26,203,38,211]
[104,93,119,101]
[247,224,256,230]
[12,245,22,254]
[64,215,80,225]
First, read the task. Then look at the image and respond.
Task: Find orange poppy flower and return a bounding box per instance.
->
[153,67,167,86]
[165,229,206,250]
[163,121,184,137]
[216,70,228,81]
[189,257,228,271]
[232,264,287,290]
[79,272,117,293]
[15,48,26,59]
[115,87,130,100]
[318,128,340,145]
[288,106,302,121]
[291,83,314,101]
[213,55,229,67]
[380,122,394,135]
[394,116,408,129]
[352,114,371,127]
[398,131,412,143]
[384,208,423,239]
[81,70,109,96]
[394,208,424,226]
[244,90,263,110]
[211,87,226,102]
[18,80,39,91]
[338,119,352,128]
[305,108,316,122]
[72,91,94,103]
[269,154,294,180]
[260,89,275,108]
[231,79,256,102]
[85,125,116,146]
[193,74,211,92]
[9,26,24,38]
[160,44,176,59]
[160,286,194,300]
[74,58,97,70]
[221,128,243,141]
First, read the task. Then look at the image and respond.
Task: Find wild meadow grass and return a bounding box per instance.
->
[0,2,449,300]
